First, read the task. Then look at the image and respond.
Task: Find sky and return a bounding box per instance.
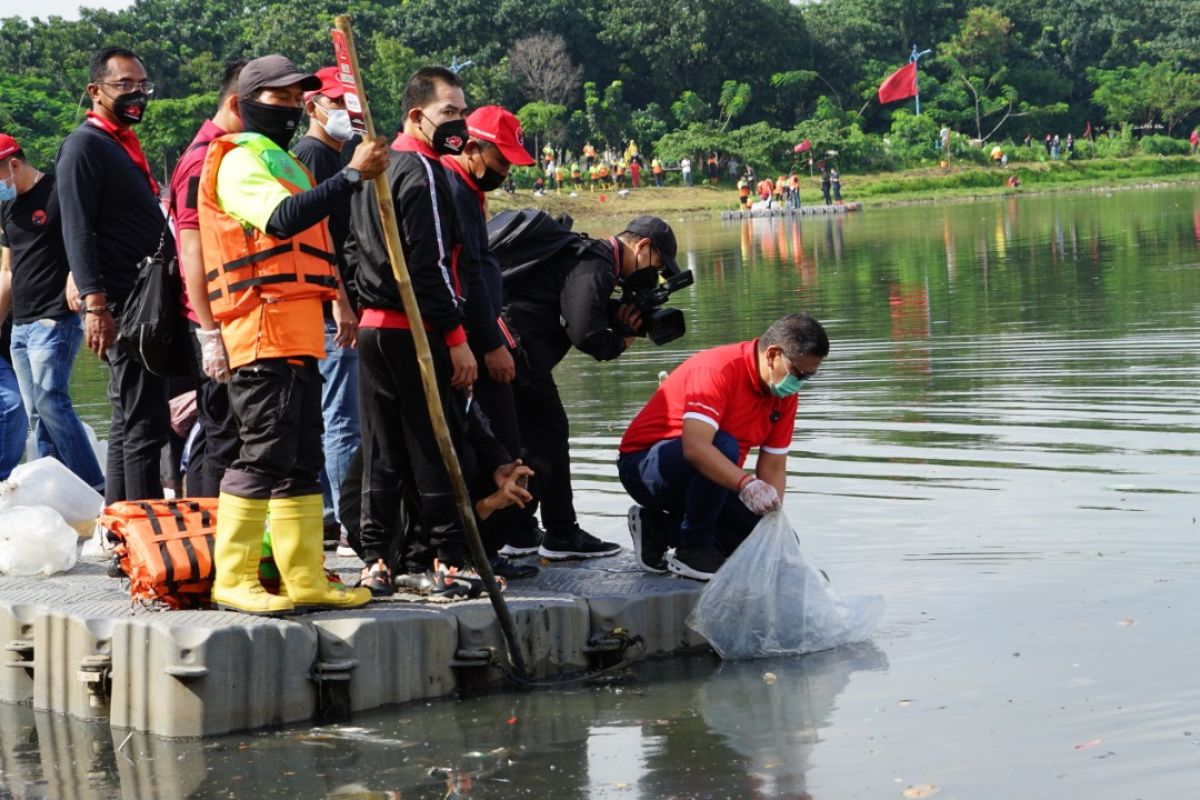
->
[13,0,131,20]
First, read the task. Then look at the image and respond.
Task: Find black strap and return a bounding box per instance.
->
[221,243,293,273]
[297,243,337,264]
[227,272,298,294]
[303,274,339,288]
[136,501,178,594]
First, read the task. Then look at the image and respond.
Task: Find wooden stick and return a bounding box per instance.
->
[333,15,528,680]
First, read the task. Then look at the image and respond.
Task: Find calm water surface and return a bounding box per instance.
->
[7,186,1200,799]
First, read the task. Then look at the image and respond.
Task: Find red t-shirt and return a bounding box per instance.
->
[619,339,798,466]
[168,119,228,322]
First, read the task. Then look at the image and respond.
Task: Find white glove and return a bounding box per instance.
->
[738,477,782,515]
[195,327,231,384]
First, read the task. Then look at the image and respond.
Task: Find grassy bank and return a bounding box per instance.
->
[489,156,1200,225]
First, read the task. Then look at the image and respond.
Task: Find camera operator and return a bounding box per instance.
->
[502,215,679,559]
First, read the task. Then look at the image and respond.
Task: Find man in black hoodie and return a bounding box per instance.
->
[345,66,483,595]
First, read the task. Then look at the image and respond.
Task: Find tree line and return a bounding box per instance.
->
[1,0,1198,177]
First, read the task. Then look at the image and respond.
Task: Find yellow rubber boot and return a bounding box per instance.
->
[211,493,295,615]
[270,495,371,610]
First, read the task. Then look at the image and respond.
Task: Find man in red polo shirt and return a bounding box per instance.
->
[617,313,829,580]
[166,59,245,496]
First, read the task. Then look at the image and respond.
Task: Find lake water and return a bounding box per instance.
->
[9,186,1200,798]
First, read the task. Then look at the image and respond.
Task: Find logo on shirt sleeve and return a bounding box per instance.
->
[31,210,47,226]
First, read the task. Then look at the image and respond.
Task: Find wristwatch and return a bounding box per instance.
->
[342,167,363,187]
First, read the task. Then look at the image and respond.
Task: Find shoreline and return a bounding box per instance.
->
[489,158,1200,225]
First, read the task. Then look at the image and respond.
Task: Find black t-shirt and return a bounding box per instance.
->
[0,174,72,324]
[292,136,353,314]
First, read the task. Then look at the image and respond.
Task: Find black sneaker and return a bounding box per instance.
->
[627,505,668,574]
[667,544,726,581]
[490,554,539,580]
[538,525,622,560]
[498,523,543,557]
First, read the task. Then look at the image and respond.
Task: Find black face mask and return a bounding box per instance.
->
[475,166,507,192]
[425,116,468,156]
[112,91,148,125]
[239,98,303,150]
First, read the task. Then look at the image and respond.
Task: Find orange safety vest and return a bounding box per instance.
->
[198,133,339,323]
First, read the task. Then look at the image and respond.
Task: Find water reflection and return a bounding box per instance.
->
[0,647,888,800]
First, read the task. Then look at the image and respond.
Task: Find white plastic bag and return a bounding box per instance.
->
[0,506,79,576]
[0,456,104,537]
[687,511,884,659]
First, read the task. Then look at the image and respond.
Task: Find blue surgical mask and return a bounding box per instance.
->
[0,177,15,202]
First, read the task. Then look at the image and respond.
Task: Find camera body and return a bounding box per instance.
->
[614,270,695,345]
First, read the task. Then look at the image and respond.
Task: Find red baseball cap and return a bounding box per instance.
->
[303,66,345,102]
[466,106,535,166]
[0,133,20,161]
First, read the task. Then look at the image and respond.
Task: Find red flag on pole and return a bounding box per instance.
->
[878,62,918,104]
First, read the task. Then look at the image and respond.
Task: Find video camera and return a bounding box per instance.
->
[614,269,695,345]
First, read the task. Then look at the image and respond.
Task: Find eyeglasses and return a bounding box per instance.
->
[101,80,155,95]
[782,354,816,381]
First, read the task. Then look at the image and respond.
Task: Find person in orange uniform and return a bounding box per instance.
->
[195,55,389,614]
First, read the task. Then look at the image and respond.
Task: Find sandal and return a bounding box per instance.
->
[359,560,394,597]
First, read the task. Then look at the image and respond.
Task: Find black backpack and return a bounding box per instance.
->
[117,224,190,378]
[486,209,610,284]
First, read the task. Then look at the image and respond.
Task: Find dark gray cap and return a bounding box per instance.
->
[625,215,680,275]
[238,55,321,99]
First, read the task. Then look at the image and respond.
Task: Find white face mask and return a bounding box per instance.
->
[320,108,354,142]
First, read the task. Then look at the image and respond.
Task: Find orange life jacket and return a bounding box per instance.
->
[198,133,339,323]
[101,499,219,610]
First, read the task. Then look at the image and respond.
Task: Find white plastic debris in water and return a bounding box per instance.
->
[0,457,104,537]
[0,506,79,576]
[687,510,884,659]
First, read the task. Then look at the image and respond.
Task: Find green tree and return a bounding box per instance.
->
[1090,62,1200,135]
[717,80,752,132]
[516,100,567,155]
[671,91,709,127]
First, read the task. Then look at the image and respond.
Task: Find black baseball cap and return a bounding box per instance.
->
[625,215,680,276]
[238,55,321,99]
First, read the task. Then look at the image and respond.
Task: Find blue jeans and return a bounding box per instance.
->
[9,316,104,488]
[617,430,760,553]
[319,317,360,527]
[0,357,27,480]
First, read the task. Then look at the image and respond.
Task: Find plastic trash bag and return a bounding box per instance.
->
[0,456,104,537]
[0,506,79,576]
[687,511,884,660]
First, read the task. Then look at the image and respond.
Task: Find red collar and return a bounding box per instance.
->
[441,154,485,210]
[85,111,159,195]
[390,132,438,160]
[745,338,769,396]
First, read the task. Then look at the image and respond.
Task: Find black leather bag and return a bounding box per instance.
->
[118,226,190,377]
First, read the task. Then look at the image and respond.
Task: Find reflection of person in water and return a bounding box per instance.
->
[696,643,889,798]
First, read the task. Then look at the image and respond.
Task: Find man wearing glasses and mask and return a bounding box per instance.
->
[618,313,829,581]
[57,46,169,503]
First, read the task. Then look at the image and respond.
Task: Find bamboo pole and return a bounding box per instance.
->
[333,15,528,680]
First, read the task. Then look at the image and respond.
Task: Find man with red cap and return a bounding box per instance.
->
[441,105,541,578]
[293,66,361,554]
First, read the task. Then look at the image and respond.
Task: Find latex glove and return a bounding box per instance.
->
[195,327,231,384]
[738,478,782,515]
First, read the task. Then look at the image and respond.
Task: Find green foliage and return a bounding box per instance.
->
[516,101,567,150]
[887,110,944,165]
[1138,134,1191,156]
[671,91,709,127]
[0,0,1195,180]
[1089,62,1200,134]
[1095,128,1137,158]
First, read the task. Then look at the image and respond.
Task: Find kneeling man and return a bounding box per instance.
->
[617,313,829,580]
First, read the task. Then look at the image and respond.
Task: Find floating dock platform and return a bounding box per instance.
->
[720,202,862,219]
[0,554,706,738]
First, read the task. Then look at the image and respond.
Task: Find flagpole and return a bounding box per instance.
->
[910,44,932,116]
